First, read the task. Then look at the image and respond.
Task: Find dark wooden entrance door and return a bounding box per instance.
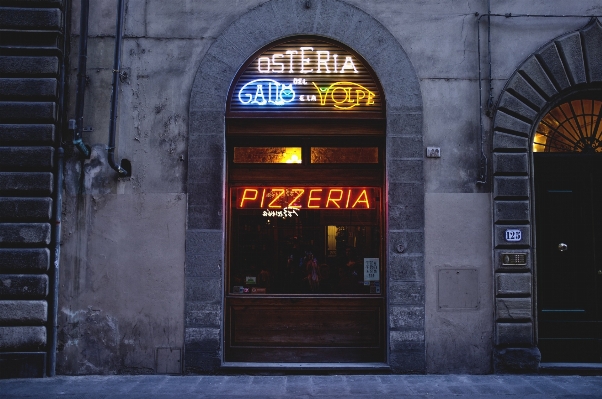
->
[535,154,602,362]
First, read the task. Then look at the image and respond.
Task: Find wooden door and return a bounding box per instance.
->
[535,154,602,362]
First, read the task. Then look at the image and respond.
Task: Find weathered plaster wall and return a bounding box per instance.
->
[57,0,602,375]
[425,193,492,373]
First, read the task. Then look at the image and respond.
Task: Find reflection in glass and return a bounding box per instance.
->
[311,147,378,163]
[229,198,381,295]
[533,99,602,153]
[234,147,302,163]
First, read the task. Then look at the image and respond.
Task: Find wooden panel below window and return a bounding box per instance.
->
[225,296,385,363]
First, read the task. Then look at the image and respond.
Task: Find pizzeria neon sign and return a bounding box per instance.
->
[236,187,377,210]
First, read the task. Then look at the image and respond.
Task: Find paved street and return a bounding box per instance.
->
[1,374,602,398]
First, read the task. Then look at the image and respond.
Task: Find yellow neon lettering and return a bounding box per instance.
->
[307,189,323,208]
[260,188,266,208]
[313,82,328,105]
[240,189,258,208]
[355,89,366,105]
[331,87,350,107]
[271,53,284,73]
[288,189,304,209]
[268,189,285,208]
[326,189,343,208]
[311,82,376,110]
[346,190,351,208]
[300,47,313,74]
[317,51,330,73]
[352,189,370,208]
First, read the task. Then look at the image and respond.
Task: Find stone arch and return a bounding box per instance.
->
[186,0,424,373]
[491,18,602,371]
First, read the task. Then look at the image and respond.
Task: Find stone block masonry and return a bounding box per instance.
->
[0,0,64,378]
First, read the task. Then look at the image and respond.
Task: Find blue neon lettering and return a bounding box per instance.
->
[239,79,296,106]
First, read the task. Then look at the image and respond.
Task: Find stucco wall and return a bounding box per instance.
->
[57,0,602,374]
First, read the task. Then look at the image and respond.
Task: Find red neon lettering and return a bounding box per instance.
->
[352,189,370,208]
[288,189,304,209]
[237,187,374,209]
[307,189,323,208]
[240,189,258,208]
[268,188,285,208]
[326,189,344,208]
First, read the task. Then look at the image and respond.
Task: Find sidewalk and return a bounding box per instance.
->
[1,374,602,399]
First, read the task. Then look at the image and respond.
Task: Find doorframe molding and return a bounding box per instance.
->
[185,0,424,373]
[491,17,602,372]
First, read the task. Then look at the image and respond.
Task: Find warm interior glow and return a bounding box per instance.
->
[533,133,546,152]
[533,99,602,153]
[311,147,378,163]
[234,147,302,163]
[283,149,301,163]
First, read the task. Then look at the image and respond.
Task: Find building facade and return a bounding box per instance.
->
[0,0,601,377]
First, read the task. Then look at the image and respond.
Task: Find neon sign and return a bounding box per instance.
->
[255,48,359,74]
[237,79,375,109]
[238,79,295,105]
[236,187,377,210]
[230,38,382,113]
[313,82,375,110]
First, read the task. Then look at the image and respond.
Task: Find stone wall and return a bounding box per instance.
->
[11,0,598,375]
[0,0,65,378]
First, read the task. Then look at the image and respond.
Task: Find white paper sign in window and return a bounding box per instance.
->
[364,258,380,281]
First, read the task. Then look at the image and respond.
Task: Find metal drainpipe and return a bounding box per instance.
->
[47,0,71,377]
[108,0,131,177]
[71,0,91,158]
[48,147,64,377]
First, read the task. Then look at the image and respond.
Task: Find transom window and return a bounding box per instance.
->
[533,99,602,153]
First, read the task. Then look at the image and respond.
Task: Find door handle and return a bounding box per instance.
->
[557,243,568,252]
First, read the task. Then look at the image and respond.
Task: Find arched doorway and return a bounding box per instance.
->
[185,0,424,372]
[533,97,602,362]
[224,36,386,363]
[491,18,602,369]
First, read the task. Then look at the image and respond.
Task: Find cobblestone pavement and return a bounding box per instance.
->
[1,374,602,398]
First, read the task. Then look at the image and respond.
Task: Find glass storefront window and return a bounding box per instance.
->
[311,147,378,163]
[229,187,381,295]
[233,147,302,163]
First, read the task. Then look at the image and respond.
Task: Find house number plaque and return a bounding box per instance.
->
[504,229,522,242]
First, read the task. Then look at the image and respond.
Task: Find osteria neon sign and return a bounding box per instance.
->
[236,187,377,210]
[233,42,380,111]
[255,47,359,74]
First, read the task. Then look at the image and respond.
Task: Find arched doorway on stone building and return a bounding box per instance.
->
[186,0,424,372]
[491,18,602,368]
